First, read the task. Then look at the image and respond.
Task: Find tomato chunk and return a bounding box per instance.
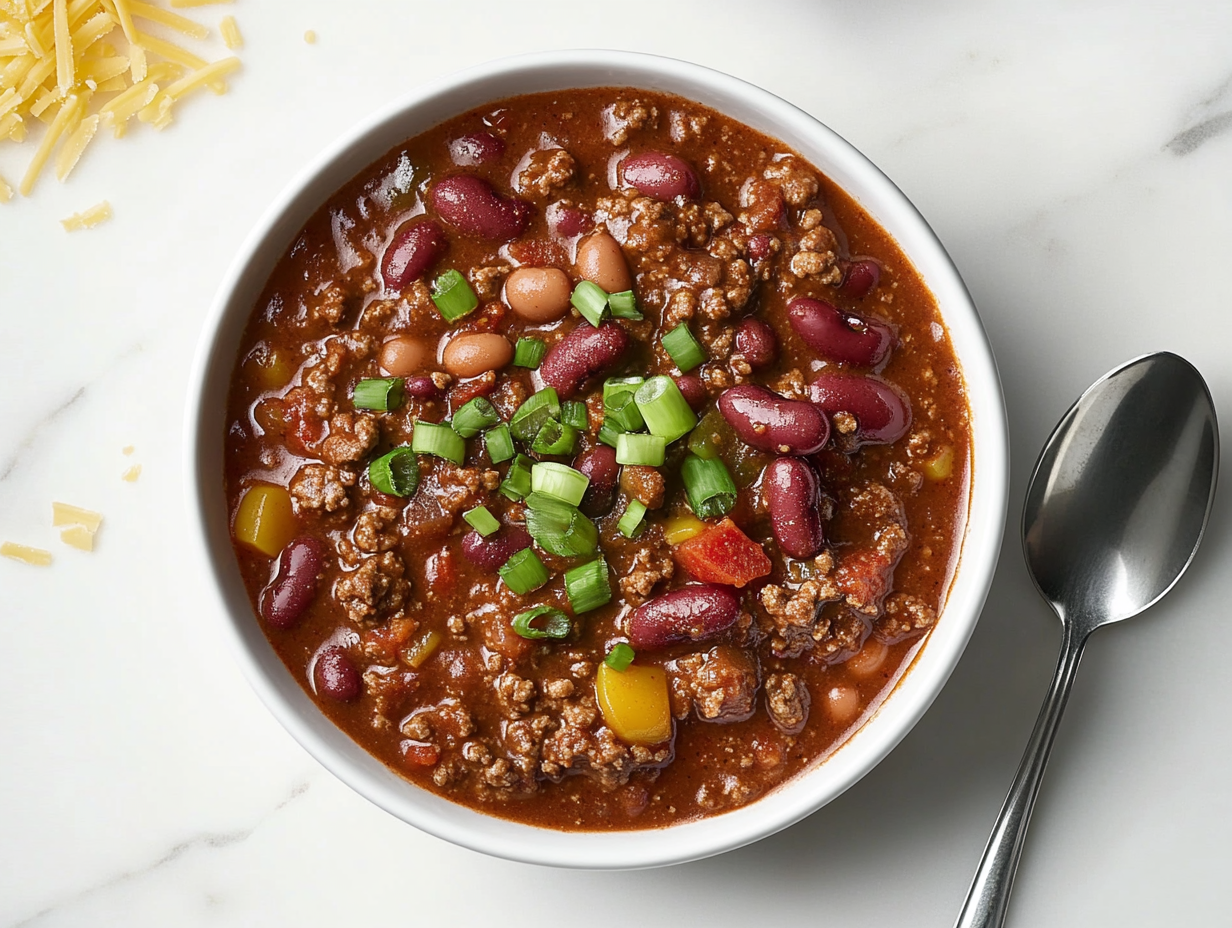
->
[673,518,771,588]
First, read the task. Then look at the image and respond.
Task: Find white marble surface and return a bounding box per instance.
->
[3,1,1231,925]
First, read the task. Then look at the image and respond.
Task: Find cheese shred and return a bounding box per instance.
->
[61,198,112,229]
[52,501,104,531]
[218,14,239,49]
[1,542,53,566]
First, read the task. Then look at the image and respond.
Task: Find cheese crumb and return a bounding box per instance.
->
[62,201,113,231]
[220,15,243,49]
[122,445,135,456]
[122,464,142,482]
[60,525,95,551]
[303,30,317,44]
[52,502,103,531]
[1,542,53,566]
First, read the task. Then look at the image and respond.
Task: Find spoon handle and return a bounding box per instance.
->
[954,624,1089,928]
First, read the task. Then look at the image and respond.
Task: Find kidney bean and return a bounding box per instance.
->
[840,258,881,299]
[620,151,701,201]
[461,525,532,570]
[787,296,895,369]
[259,536,324,630]
[627,584,742,650]
[380,219,447,291]
[718,384,831,455]
[808,373,911,445]
[734,317,778,370]
[449,131,505,166]
[504,266,572,322]
[574,231,633,293]
[538,321,630,399]
[403,375,441,400]
[574,444,619,517]
[442,333,513,378]
[673,374,707,411]
[747,234,775,261]
[551,204,592,237]
[430,175,530,242]
[314,647,361,702]
[763,457,825,559]
[379,335,432,377]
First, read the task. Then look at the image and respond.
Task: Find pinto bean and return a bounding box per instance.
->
[379,335,432,377]
[620,151,701,201]
[504,266,572,322]
[441,333,513,378]
[787,296,894,368]
[449,131,505,166]
[763,457,825,559]
[461,525,532,570]
[574,231,633,293]
[260,536,324,629]
[808,373,912,445]
[403,375,442,400]
[718,384,830,455]
[538,321,630,399]
[430,175,531,242]
[574,444,619,517]
[314,647,361,702]
[627,584,742,650]
[673,373,707,411]
[381,219,447,291]
[734,317,778,370]
[840,259,881,299]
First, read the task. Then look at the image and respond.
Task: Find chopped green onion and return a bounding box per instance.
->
[368,447,420,497]
[564,558,611,614]
[451,396,499,438]
[597,419,626,448]
[561,400,589,431]
[511,605,571,640]
[617,499,648,538]
[513,337,547,369]
[661,323,707,372]
[353,377,404,411]
[635,375,697,443]
[570,280,610,327]
[485,423,515,463]
[605,642,636,671]
[499,454,534,501]
[607,290,643,320]
[681,453,738,519]
[411,421,465,465]
[531,418,578,456]
[510,387,561,441]
[463,505,501,536]
[616,432,665,467]
[686,408,726,460]
[499,548,550,595]
[524,492,599,556]
[430,269,479,322]
[603,376,645,432]
[531,462,590,507]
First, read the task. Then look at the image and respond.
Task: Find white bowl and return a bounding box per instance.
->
[184,49,1009,870]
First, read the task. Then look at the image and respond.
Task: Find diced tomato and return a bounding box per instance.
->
[361,617,418,664]
[281,387,327,453]
[401,740,441,767]
[447,371,497,411]
[508,238,568,267]
[673,518,772,588]
[834,549,893,615]
[424,546,457,597]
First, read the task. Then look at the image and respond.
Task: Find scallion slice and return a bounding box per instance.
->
[617,499,648,538]
[411,421,465,465]
[499,454,534,501]
[561,400,589,431]
[513,337,547,369]
[485,423,515,463]
[607,290,643,320]
[451,396,499,438]
[597,418,626,448]
[564,558,611,614]
[499,548,550,595]
[463,505,501,536]
[634,375,697,443]
[353,377,404,411]
[368,447,420,497]
[570,280,609,326]
[681,453,738,519]
[431,269,479,322]
[531,418,578,456]
[510,387,561,441]
[603,376,645,432]
[604,642,635,671]
[661,323,707,372]
[512,605,572,640]
[616,432,665,467]
[524,492,599,556]
[531,462,590,506]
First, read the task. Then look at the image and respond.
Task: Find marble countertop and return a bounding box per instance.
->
[3,2,1230,925]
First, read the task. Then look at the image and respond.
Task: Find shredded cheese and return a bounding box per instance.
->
[60,525,95,550]
[61,197,111,228]
[303,30,316,44]
[122,444,135,455]
[122,463,141,482]
[218,13,238,49]
[1,541,53,566]
[52,501,104,531]
[0,171,12,201]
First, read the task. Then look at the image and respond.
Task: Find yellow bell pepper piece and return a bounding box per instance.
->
[922,444,955,481]
[244,347,294,391]
[401,630,442,668]
[663,512,707,545]
[596,662,672,745]
[233,484,297,557]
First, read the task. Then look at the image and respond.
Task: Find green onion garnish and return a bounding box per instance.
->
[635,375,697,443]
[570,280,610,327]
[353,377,405,411]
[511,605,571,640]
[603,376,645,432]
[531,462,590,507]
[531,418,578,456]
[499,548,550,595]
[499,453,534,501]
[463,505,501,536]
[451,396,499,438]
[411,420,465,465]
[431,269,479,322]
[661,323,707,372]
[510,387,561,441]
[604,642,636,671]
[597,418,626,448]
[607,290,643,320]
[561,400,589,431]
[485,423,515,463]
[617,499,647,538]
[564,557,611,614]
[616,432,665,467]
[524,492,599,556]
[368,447,420,497]
[513,337,547,369]
[681,453,738,519]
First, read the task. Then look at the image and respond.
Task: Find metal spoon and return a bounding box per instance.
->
[955,351,1219,928]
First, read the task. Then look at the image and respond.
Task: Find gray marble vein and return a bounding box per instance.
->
[0,387,86,483]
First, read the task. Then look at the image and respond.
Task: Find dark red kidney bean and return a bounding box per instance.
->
[628,584,742,650]
[620,151,701,201]
[763,457,825,559]
[539,321,631,399]
[747,234,774,261]
[314,647,361,702]
[808,373,912,445]
[403,375,441,399]
[673,374,707,411]
[460,525,532,570]
[259,536,323,630]
[551,203,592,237]
[574,444,619,517]
[840,259,881,299]
[449,131,505,166]
[718,384,831,455]
[381,219,447,291]
[734,317,778,370]
[430,175,531,242]
[787,296,894,369]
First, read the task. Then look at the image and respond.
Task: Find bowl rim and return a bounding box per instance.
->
[184,48,1009,870]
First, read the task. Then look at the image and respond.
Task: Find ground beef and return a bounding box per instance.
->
[433,463,501,513]
[351,508,400,553]
[764,673,809,734]
[289,463,355,512]
[494,672,536,719]
[518,148,576,197]
[321,411,380,465]
[603,99,658,145]
[669,646,759,722]
[613,528,675,605]
[764,155,819,207]
[878,593,939,642]
[467,264,511,302]
[834,483,911,617]
[335,550,411,624]
[362,667,418,728]
[619,465,665,509]
[758,572,841,659]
